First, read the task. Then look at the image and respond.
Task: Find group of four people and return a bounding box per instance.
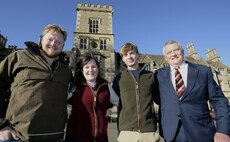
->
[0,24,229,142]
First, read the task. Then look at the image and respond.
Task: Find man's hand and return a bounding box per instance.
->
[0,126,19,140]
[214,132,230,142]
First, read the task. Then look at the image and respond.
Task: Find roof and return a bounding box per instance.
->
[139,54,230,72]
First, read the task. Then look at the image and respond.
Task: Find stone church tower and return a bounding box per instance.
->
[71,3,116,82]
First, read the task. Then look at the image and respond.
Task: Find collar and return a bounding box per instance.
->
[170,61,187,71]
[127,66,140,71]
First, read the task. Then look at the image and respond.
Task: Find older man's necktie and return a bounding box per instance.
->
[175,67,185,97]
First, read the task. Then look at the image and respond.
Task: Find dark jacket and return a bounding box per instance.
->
[0,42,73,141]
[66,80,112,142]
[155,62,229,142]
[112,63,158,132]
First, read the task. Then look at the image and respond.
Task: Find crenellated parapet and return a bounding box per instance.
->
[77,3,113,12]
[186,42,198,59]
[206,48,220,62]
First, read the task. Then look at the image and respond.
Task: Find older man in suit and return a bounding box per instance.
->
[155,40,230,142]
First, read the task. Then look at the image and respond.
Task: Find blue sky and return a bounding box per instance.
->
[1,0,230,66]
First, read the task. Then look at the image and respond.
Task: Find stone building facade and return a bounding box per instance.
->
[0,3,229,104]
[139,43,230,102]
[70,3,116,82]
[70,3,230,103]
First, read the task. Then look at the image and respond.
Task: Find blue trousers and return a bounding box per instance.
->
[169,120,188,142]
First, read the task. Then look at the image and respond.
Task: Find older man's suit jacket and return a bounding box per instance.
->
[155,62,229,142]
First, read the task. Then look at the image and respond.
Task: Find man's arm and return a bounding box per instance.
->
[0,92,8,123]
[0,75,10,123]
[153,71,160,105]
[111,73,121,97]
[206,67,229,136]
[0,53,16,123]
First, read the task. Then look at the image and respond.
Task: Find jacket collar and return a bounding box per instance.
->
[162,61,199,101]
[120,62,149,72]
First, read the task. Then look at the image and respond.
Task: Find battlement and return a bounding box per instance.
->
[187,42,194,48]
[206,48,220,62]
[77,3,113,12]
[186,42,198,59]
[187,42,195,52]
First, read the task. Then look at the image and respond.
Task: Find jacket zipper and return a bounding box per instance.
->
[35,53,59,79]
[129,71,141,132]
[49,61,59,79]
[89,82,107,141]
[93,91,98,141]
[135,81,141,132]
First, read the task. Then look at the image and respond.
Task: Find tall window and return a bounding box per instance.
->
[100,39,107,50]
[80,38,87,49]
[89,19,99,33]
